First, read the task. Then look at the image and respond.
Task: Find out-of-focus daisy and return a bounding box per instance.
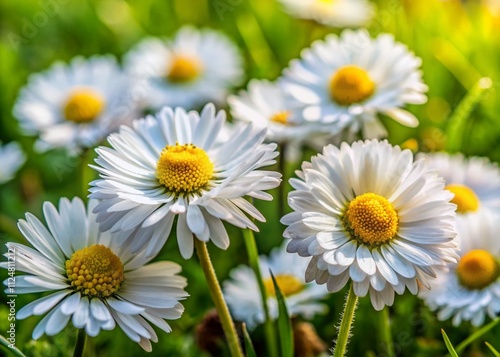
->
[282,30,427,139]
[420,152,500,214]
[278,0,375,28]
[0,197,188,351]
[420,211,500,326]
[281,140,458,310]
[0,141,25,184]
[228,79,324,162]
[89,103,281,259]
[14,56,138,154]
[223,242,328,330]
[124,26,243,110]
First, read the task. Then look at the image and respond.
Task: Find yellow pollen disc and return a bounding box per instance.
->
[167,55,202,83]
[329,65,375,106]
[343,193,399,245]
[445,184,480,214]
[264,275,304,297]
[457,249,499,290]
[65,245,124,298]
[63,88,105,123]
[156,143,214,194]
[270,111,290,125]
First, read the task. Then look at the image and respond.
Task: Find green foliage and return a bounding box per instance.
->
[270,271,294,357]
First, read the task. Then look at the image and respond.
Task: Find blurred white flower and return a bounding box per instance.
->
[281,140,458,310]
[420,211,500,327]
[14,56,138,154]
[90,103,281,259]
[124,26,243,110]
[223,242,328,330]
[278,0,375,28]
[0,141,25,184]
[282,30,427,139]
[0,197,188,352]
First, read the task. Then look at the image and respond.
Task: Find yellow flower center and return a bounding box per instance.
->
[264,275,304,297]
[343,193,399,246]
[66,245,124,298]
[457,249,499,290]
[156,143,214,194]
[445,184,480,214]
[63,88,105,123]
[329,65,375,106]
[270,111,290,125]
[167,55,202,83]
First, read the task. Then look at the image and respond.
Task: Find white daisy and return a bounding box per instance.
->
[124,26,243,110]
[419,152,500,214]
[282,30,428,139]
[223,242,328,330]
[0,197,188,352]
[420,210,500,326]
[281,140,459,310]
[89,103,281,259]
[278,0,375,28]
[227,79,325,162]
[13,55,138,154]
[0,141,26,184]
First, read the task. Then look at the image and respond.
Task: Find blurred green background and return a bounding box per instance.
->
[1,0,500,356]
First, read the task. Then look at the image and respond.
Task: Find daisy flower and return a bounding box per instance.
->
[223,242,328,330]
[124,26,243,110]
[278,0,375,28]
[419,152,500,214]
[282,30,428,139]
[0,197,188,351]
[13,56,138,154]
[0,141,26,184]
[281,140,458,310]
[89,103,281,259]
[420,210,500,326]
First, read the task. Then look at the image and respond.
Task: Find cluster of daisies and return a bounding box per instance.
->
[1,6,499,356]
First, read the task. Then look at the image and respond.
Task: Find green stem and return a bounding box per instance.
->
[0,334,27,357]
[377,307,395,357]
[80,149,93,201]
[333,284,358,357]
[242,229,279,357]
[73,329,86,357]
[194,239,244,357]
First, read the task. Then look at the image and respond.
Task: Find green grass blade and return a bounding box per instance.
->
[270,270,294,357]
[456,318,500,354]
[441,329,459,357]
[0,335,27,357]
[485,342,500,357]
[242,323,257,357]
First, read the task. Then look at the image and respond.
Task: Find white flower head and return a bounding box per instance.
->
[420,211,500,326]
[419,152,500,215]
[278,0,375,28]
[90,103,281,259]
[281,140,459,310]
[0,141,26,184]
[282,30,428,139]
[223,242,328,330]
[14,56,139,154]
[124,26,244,110]
[1,197,188,352]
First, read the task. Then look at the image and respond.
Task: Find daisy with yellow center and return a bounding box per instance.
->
[223,242,328,330]
[420,211,500,327]
[281,140,458,310]
[13,55,138,154]
[124,26,243,110]
[0,198,188,352]
[282,30,427,140]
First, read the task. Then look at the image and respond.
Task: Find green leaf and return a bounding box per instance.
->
[441,329,459,357]
[0,335,27,357]
[485,342,500,357]
[242,323,257,357]
[456,318,500,354]
[270,270,294,357]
